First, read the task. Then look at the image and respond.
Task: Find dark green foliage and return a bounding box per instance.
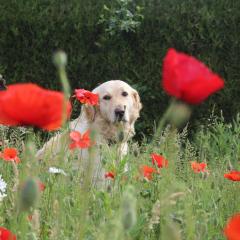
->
[0,0,239,139]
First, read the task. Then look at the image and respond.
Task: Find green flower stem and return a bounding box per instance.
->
[59,66,71,99]
[152,98,176,143]
[53,51,71,130]
[78,128,97,239]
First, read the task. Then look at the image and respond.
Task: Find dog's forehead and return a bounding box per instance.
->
[92,80,133,95]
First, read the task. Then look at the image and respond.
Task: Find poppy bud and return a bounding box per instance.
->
[19,178,39,211]
[168,102,191,128]
[53,50,67,68]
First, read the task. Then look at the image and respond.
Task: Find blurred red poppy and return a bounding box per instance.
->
[224,171,240,181]
[0,83,71,131]
[0,148,20,164]
[0,227,16,240]
[104,171,115,179]
[191,161,207,173]
[37,180,46,192]
[75,89,99,106]
[151,153,168,168]
[69,130,92,149]
[162,48,224,104]
[224,213,240,240]
[141,165,158,180]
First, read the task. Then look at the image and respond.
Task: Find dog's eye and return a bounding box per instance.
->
[103,95,111,100]
[122,91,128,97]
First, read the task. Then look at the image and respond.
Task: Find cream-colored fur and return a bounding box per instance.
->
[36,80,142,185]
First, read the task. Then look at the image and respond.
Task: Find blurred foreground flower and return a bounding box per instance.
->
[0,175,7,201]
[74,89,99,106]
[167,101,192,128]
[191,161,208,173]
[0,227,16,240]
[141,165,158,181]
[0,83,71,131]
[151,153,168,168]
[224,213,240,240]
[0,148,20,164]
[104,171,115,179]
[48,167,67,176]
[162,48,224,104]
[69,130,92,149]
[121,186,137,231]
[224,171,240,181]
[19,178,39,211]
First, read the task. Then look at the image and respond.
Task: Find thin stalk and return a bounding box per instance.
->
[151,99,176,144]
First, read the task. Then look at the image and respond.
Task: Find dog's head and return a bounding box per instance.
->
[83,80,142,126]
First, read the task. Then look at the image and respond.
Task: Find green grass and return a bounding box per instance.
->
[0,115,239,240]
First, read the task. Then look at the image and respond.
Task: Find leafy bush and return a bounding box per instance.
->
[99,0,144,36]
[0,0,240,139]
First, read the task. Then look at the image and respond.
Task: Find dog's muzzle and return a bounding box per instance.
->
[115,108,125,122]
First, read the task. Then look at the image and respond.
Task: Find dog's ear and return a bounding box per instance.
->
[132,90,142,112]
[130,90,142,124]
[82,104,98,122]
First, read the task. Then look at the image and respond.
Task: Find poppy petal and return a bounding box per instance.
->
[162,48,224,104]
[0,83,71,131]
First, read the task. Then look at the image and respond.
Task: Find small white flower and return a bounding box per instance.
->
[0,174,7,201]
[48,167,67,176]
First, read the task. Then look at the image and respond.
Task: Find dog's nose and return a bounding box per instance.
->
[115,108,125,120]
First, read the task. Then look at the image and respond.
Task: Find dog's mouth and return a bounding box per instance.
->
[115,116,127,123]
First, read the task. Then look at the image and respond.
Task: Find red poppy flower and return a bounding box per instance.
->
[191,161,207,173]
[224,213,240,240]
[37,181,46,192]
[162,48,224,104]
[0,227,16,240]
[69,130,92,149]
[0,148,20,164]
[0,83,72,131]
[224,171,240,181]
[151,153,168,168]
[74,89,99,106]
[141,165,158,180]
[104,171,115,179]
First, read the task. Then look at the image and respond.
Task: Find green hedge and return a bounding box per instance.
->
[0,0,239,138]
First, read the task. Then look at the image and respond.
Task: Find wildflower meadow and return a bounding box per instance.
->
[0,46,239,240]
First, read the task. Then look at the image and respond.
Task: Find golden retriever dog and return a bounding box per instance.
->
[36,80,142,185]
